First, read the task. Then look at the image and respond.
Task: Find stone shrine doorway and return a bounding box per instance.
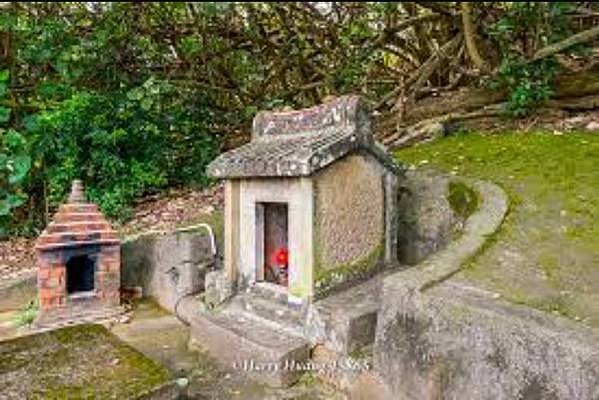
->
[261,202,288,287]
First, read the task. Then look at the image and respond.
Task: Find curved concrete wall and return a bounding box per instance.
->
[374,180,599,399]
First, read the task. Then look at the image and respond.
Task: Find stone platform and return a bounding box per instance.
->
[176,277,387,388]
[178,294,310,387]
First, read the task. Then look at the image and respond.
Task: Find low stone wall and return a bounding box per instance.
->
[396,169,467,265]
[373,179,599,399]
[121,225,217,313]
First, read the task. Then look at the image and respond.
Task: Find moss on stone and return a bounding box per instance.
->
[314,244,383,296]
[0,324,171,399]
[12,298,38,327]
[447,180,478,219]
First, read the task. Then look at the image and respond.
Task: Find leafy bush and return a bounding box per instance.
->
[25,79,218,221]
[488,3,575,116]
[492,58,558,117]
[0,71,32,235]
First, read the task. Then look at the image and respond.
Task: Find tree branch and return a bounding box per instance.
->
[461,2,487,71]
[532,25,599,61]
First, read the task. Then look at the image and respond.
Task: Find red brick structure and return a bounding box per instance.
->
[35,180,121,325]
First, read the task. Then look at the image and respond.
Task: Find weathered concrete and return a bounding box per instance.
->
[178,296,311,388]
[313,153,385,271]
[375,280,599,400]
[207,96,400,179]
[394,178,508,291]
[374,179,599,399]
[238,177,315,302]
[224,179,240,284]
[121,226,215,313]
[307,277,382,356]
[204,269,234,310]
[208,95,403,304]
[112,300,343,399]
[0,273,36,311]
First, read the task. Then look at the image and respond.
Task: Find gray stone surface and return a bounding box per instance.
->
[313,153,385,271]
[0,274,36,311]
[204,269,234,309]
[373,179,599,399]
[393,178,508,291]
[207,95,401,178]
[121,227,215,313]
[375,280,599,400]
[178,296,310,388]
[396,169,462,265]
[308,277,382,355]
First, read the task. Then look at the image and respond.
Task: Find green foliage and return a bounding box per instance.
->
[0,71,31,234]
[493,57,558,117]
[27,80,217,221]
[13,299,39,327]
[1,4,220,230]
[395,131,599,325]
[0,2,594,235]
[488,3,575,116]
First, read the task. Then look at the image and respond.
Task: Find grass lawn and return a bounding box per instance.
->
[395,131,599,326]
[0,324,171,399]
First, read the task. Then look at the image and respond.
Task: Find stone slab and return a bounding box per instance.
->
[308,276,382,355]
[178,298,310,387]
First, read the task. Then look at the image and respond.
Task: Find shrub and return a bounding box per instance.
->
[26,79,218,222]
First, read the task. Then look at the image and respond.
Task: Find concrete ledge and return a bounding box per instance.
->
[306,179,507,359]
[0,272,36,311]
[121,226,216,313]
[135,380,180,400]
[308,277,381,356]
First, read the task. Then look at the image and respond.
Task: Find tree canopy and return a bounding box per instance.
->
[1,2,598,235]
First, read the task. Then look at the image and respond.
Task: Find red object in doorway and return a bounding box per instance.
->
[265,247,288,286]
[276,248,288,266]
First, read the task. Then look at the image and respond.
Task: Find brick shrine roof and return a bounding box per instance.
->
[35,180,119,251]
[206,95,401,179]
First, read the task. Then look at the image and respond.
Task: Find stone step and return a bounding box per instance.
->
[308,277,381,356]
[247,282,289,305]
[232,294,306,337]
[180,298,310,387]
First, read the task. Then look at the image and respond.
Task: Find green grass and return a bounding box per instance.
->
[395,131,599,326]
[12,299,38,327]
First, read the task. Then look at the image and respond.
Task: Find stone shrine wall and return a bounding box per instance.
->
[313,153,386,293]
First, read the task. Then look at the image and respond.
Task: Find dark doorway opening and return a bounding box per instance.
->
[262,203,288,286]
[66,255,95,294]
